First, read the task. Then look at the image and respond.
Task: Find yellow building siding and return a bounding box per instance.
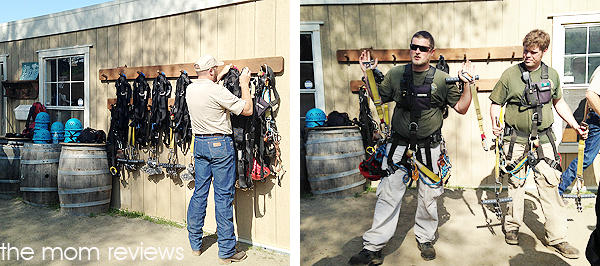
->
[1,0,289,251]
[301,0,600,189]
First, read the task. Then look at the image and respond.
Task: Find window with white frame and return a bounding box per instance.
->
[551,12,600,143]
[38,45,91,128]
[562,24,600,85]
[300,21,325,128]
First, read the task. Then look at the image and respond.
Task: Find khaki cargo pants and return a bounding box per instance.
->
[504,142,567,246]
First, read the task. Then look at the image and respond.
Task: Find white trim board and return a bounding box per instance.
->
[0,0,252,43]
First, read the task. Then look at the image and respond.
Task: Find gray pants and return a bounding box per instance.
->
[363,143,444,252]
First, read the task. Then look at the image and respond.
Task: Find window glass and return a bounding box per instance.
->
[47,59,57,82]
[589,56,600,82]
[58,58,70,81]
[71,56,84,81]
[300,34,313,62]
[58,83,70,106]
[565,27,586,55]
[301,63,315,89]
[590,26,600,54]
[71,82,84,106]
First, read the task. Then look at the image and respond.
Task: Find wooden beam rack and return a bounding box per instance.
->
[99,56,284,81]
[337,46,522,65]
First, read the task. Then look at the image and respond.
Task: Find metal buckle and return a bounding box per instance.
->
[409,122,418,132]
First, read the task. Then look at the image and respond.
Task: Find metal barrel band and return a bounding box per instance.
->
[305,136,363,145]
[60,154,107,159]
[305,151,364,161]
[307,169,360,182]
[58,169,111,176]
[20,159,60,164]
[20,187,59,192]
[60,199,111,208]
[0,156,20,160]
[0,180,20,184]
[22,149,61,153]
[310,179,366,195]
[58,185,112,195]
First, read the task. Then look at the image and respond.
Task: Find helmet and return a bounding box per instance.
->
[305,108,326,127]
[34,112,51,130]
[33,129,52,143]
[50,122,65,134]
[34,112,50,124]
[64,118,83,131]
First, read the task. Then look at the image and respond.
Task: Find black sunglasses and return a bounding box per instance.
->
[410,44,431,52]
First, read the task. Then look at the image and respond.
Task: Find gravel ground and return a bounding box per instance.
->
[301,187,597,266]
[0,196,289,266]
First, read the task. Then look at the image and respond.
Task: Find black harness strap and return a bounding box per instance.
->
[387,64,437,174]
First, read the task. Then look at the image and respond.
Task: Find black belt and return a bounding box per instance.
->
[195,133,225,137]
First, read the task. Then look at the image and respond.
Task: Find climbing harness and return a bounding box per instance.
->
[131,72,150,148]
[171,71,192,153]
[107,73,132,177]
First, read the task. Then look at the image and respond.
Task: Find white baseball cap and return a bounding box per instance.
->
[194,55,224,72]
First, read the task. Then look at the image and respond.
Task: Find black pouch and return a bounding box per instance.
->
[523,81,552,106]
[412,83,432,110]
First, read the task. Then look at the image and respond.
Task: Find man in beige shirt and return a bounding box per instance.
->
[186,54,252,264]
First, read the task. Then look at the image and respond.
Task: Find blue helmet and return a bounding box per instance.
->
[64,118,83,131]
[33,129,52,143]
[34,112,50,124]
[50,122,65,134]
[305,108,326,127]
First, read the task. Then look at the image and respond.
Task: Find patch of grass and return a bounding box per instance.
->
[107,208,185,228]
[142,215,185,228]
[365,186,377,193]
[50,202,60,212]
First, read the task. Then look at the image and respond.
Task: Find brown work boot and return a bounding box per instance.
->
[219,250,247,265]
[548,242,579,259]
[191,250,201,256]
[417,241,436,261]
[505,230,518,245]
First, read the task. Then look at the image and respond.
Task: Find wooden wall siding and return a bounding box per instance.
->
[301,0,600,188]
[1,0,289,250]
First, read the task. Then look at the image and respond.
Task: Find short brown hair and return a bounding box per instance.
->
[412,31,435,50]
[523,29,550,51]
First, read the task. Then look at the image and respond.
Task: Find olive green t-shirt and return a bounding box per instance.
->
[379,65,462,139]
[489,63,562,144]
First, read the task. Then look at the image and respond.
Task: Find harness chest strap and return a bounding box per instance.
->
[387,65,434,171]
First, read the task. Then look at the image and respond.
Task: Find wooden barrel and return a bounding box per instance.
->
[58,143,111,215]
[305,126,366,197]
[20,143,61,206]
[0,143,23,197]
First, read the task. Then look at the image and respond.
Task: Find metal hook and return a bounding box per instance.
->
[344,54,350,66]
[392,54,397,66]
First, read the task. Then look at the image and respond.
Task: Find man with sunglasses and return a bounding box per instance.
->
[349,31,474,264]
[489,29,587,259]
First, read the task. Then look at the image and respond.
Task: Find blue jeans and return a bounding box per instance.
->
[559,113,600,195]
[187,135,237,258]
